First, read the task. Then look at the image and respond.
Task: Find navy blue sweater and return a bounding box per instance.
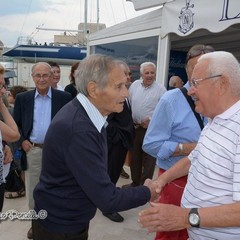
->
[34,98,151,233]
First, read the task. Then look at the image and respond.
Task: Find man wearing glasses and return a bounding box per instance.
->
[140,51,240,239]
[142,44,214,240]
[14,62,72,239]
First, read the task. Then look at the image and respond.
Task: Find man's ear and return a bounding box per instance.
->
[87,81,97,98]
[218,75,229,95]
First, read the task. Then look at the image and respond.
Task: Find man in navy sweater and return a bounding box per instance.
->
[33,54,158,240]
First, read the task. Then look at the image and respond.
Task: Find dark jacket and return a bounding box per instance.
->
[106,100,135,150]
[34,98,150,233]
[13,87,72,169]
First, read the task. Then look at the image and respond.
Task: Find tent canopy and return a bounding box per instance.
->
[89,0,240,84]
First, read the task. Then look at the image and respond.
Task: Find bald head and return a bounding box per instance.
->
[169,76,184,88]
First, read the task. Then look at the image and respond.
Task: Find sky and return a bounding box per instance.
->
[0,0,155,48]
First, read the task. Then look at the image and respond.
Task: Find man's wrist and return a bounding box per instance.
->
[179,143,184,154]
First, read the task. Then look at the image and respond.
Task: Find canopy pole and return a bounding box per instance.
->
[156,34,170,87]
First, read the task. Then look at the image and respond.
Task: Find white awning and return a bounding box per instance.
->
[126,0,166,11]
[161,0,240,37]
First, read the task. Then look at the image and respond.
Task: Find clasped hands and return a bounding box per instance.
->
[140,178,187,233]
[143,178,162,202]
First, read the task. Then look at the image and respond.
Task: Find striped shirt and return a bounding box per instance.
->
[181,100,240,239]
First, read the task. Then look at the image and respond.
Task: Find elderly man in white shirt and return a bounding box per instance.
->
[123,62,166,187]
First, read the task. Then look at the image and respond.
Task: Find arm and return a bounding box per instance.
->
[0,99,20,142]
[138,201,240,233]
[140,156,240,231]
[143,94,199,160]
[155,156,191,189]
[172,142,197,157]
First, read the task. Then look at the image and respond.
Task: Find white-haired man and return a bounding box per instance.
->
[139,51,240,240]
[123,62,166,187]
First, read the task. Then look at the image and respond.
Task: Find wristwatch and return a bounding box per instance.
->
[188,208,200,228]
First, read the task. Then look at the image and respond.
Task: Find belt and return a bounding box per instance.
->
[32,143,44,148]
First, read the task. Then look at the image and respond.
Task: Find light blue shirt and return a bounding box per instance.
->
[143,83,206,170]
[77,93,107,132]
[30,88,52,144]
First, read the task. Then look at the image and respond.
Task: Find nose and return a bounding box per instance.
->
[187,86,195,96]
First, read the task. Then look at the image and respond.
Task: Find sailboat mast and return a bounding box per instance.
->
[84,0,88,45]
[97,0,99,31]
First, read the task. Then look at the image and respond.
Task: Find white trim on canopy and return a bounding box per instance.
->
[126,0,166,11]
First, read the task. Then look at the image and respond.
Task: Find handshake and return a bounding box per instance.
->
[143,178,164,202]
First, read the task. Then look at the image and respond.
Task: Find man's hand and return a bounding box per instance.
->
[3,144,13,164]
[138,202,188,232]
[22,140,33,152]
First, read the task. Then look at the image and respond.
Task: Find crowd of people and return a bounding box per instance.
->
[1,45,240,240]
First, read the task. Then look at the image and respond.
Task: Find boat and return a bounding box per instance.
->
[3,41,87,65]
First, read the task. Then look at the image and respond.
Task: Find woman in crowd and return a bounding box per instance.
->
[0,65,20,210]
[64,62,80,98]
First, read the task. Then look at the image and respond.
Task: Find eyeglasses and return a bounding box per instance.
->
[33,74,51,80]
[186,45,215,63]
[0,83,6,90]
[189,74,222,88]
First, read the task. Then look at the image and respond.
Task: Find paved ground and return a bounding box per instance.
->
[0,166,158,240]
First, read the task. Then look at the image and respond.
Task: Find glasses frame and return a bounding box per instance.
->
[33,74,51,80]
[189,74,222,88]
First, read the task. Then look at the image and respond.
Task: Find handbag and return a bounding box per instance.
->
[5,161,24,193]
[180,87,204,130]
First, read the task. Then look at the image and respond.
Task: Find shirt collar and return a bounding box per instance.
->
[35,87,52,98]
[77,93,107,133]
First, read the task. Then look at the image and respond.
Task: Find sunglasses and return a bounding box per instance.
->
[186,45,215,63]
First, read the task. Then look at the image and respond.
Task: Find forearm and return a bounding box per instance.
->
[156,157,191,186]
[172,142,197,157]
[139,202,240,233]
[198,203,240,228]
[0,102,18,130]
[0,102,20,141]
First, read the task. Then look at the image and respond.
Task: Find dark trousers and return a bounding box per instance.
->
[130,127,156,186]
[32,220,89,240]
[107,141,128,185]
[0,183,5,211]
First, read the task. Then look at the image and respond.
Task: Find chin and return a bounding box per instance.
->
[115,106,124,113]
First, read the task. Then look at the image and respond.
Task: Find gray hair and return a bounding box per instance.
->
[116,59,129,75]
[75,54,121,96]
[31,62,52,75]
[198,51,240,97]
[140,62,156,74]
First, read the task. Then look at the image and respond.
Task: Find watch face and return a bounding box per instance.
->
[189,213,200,225]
